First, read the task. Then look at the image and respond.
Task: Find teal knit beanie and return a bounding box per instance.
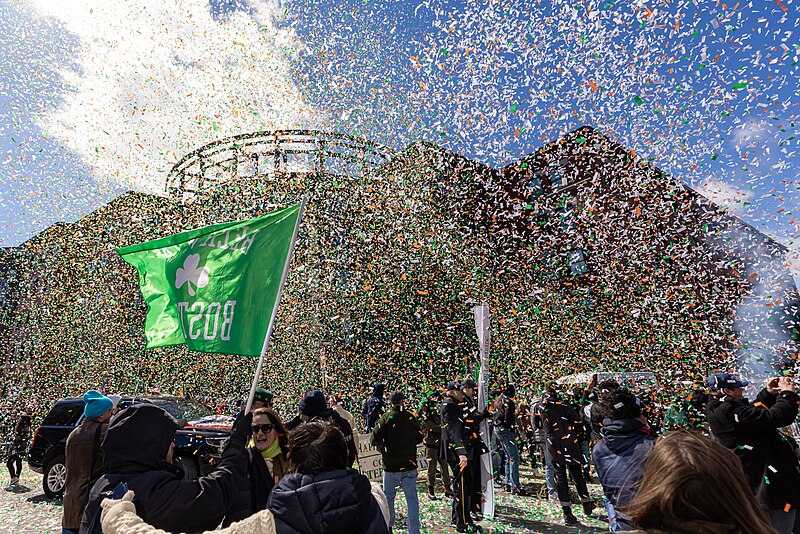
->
[84,390,113,419]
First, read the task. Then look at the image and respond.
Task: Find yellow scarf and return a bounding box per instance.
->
[260,438,282,460]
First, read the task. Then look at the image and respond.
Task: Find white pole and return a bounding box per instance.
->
[245,196,307,413]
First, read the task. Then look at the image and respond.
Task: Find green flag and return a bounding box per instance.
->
[118,202,302,356]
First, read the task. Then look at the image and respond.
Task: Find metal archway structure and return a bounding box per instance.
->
[166,130,396,200]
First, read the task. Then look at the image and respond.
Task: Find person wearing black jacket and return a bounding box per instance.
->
[371,391,423,534]
[80,404,251,534]
[286,390,358,467]
[706,372,800,534]
[419,393,452,499]
[460,379,491,521]
[492,384,527,496]
[269,420,389,534]
[540,386,595,526]
[226,407,289,526]
[440,381,484,533]
[5,407,32,488]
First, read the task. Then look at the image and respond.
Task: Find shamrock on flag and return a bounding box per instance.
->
[175,254,210,296]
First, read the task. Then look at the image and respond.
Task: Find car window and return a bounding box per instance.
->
[148,399,213,421]
[41,403,82,426]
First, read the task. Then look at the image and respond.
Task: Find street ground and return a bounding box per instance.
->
[1,465,609,533]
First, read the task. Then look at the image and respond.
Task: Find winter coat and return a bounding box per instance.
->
[6,414,31,457]
[422,412,442,449]
[80,404,249,534]
[268,469,390,534]
[530,403,546,443]
[462,394,490,455]
[491,395,516,431]
[586,402,605,444]
[362,385,386,432]
[625,521,746,534]
[592,418,655,529]
[539,394,587,467]
[318,409,358,467]
[439,396,488,464]
[100,483,390,534]
[100,490,277,534]
[332,405,356,432]
[706,388,800,510]
[62,417,108,530]
[225,446,288,525]
[370,407,423,472]
[516,407,532,439]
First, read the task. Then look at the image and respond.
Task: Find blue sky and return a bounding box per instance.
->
[1,0,798,274]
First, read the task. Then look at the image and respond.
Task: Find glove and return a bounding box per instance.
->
[228,410,253,448]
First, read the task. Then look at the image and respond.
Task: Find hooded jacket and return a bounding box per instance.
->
[362,384,386,433]
[706,388,800,510]
[268,469,389,534]
[79,404,249,534]
[592,418,655,529]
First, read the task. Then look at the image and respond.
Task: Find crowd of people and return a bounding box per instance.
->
[4,368,800,533]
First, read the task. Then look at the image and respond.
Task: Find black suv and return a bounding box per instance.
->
[28,395,232,498]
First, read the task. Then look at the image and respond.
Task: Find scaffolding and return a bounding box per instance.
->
[165,130,395,200]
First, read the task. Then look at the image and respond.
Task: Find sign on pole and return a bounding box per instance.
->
[472,304,495,519]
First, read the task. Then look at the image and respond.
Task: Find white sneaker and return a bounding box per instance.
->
[10,477,19,486]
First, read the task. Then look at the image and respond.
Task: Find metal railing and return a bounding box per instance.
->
[165,130,395,199]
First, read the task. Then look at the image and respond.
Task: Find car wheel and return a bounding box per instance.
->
[43,455,67,499]
[175,455,198,481]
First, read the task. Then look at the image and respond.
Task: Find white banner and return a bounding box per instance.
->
[472,304,495,519]
[355,433,429,482]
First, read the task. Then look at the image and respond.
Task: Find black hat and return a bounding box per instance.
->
[299,390,327,417]
[503,384,516,397]
[446,381,460,391]
[461,378,477,389]
[389,391,406,405]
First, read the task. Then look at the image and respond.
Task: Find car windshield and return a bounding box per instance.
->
[597,372,659,390]
[148,398,213,421]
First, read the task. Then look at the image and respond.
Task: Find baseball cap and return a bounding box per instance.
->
[706,372,749,390]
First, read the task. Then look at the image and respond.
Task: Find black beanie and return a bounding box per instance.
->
[299,390,327,417]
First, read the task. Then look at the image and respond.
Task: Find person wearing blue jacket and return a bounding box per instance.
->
[592,386,655,532]
[362,383,386,432]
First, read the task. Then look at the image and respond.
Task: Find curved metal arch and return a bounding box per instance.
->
[165,130,395,200]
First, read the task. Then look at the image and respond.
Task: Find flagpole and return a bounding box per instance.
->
[245,196,307,413]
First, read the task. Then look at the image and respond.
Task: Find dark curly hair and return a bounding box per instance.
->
[598,386,641,420]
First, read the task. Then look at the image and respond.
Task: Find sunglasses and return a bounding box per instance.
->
[251,424,275,435]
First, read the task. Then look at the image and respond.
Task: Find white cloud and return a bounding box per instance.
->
[29,0,321,194]
[787,239,800,278]
[698,180,753,214]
